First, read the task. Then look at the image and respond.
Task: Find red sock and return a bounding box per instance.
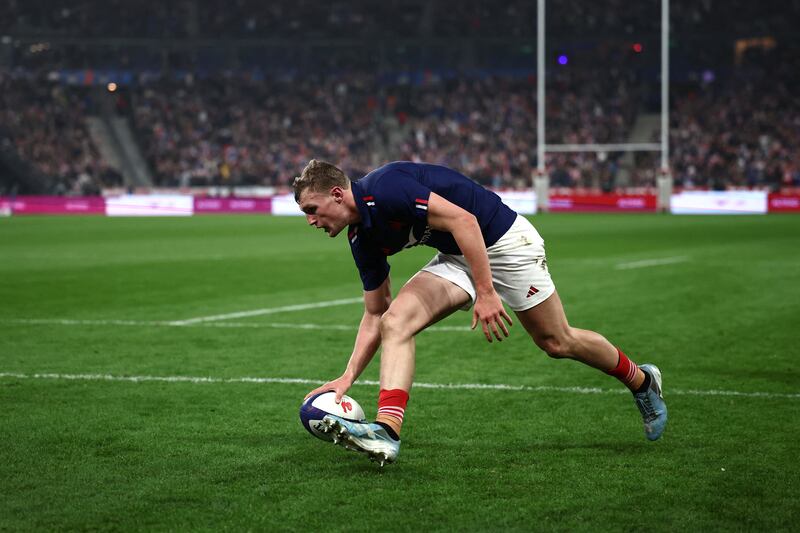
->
[377,389,409,423]
[606,348,640,390]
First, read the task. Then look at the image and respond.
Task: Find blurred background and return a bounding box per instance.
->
[0,0,797,197]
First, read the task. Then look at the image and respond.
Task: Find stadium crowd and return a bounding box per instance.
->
[0,73,122,194]
[128,65,643,189]
[394,66,642,189]
[3,56,797,194]
[616,44,800,192]
[3,0,792,40]
[1,1,797,194]
[667,46,800,191]
[131,74,384,188]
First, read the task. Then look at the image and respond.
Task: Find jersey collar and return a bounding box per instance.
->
[350,180,373,229]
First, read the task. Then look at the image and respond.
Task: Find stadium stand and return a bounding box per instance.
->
[128,64,643,189]
[3,0,792,39]
[0,72,122,194]
[0,0,797,193]
[130,74,384,188]
[633,43,800,191]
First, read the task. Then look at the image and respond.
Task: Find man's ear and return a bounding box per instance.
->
[331,186,344,203]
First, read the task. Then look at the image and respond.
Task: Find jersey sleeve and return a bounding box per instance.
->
[372,171,432,224]
[348,226,390,291]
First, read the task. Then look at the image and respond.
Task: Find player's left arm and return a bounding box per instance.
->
[426,192,512,342]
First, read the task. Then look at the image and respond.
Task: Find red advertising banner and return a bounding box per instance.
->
[1,196,106,215]
[768,194,800,212]
[193,197,271,214]
[549,194,657,212]
[17,193,800,215]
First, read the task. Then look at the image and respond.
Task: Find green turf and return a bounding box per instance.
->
[1,214,799,531]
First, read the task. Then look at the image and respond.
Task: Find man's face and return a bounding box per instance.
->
[298,188,348,238]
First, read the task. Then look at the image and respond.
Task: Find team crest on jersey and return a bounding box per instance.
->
[404,225,431,248]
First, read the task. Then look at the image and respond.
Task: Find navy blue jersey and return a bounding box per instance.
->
[348,161,517,291]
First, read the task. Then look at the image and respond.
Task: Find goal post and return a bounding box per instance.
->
[535,0,672,212]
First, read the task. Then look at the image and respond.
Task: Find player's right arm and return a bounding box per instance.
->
[303,276,391,402]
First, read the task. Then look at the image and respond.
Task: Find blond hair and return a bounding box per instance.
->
[292,159,350,202]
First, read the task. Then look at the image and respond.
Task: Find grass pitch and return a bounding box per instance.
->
[1,213,799,531]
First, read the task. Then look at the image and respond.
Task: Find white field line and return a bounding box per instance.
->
[1,317,472,332]
[168,297,364,325]
[0,372,797,400]
[615,256,689,270]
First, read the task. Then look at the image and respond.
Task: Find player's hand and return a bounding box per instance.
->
[303,374,354,404]
[471,289,513,343]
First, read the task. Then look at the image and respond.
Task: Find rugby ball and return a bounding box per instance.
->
[299,391,367,441]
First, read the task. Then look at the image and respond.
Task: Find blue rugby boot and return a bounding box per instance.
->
[321,415,400,466]
[634,364,668,441]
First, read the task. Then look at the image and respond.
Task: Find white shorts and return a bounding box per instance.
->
[421,215,556,312]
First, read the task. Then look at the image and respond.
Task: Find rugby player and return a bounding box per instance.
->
[295,160,667,465]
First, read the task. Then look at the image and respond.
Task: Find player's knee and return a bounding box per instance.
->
[379,309,413,340]
[536,334,574,359]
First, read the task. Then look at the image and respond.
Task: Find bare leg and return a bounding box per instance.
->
[515,290,645,390]
[379,271,471,391]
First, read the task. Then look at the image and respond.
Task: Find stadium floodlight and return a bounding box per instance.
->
[535,0,672,212]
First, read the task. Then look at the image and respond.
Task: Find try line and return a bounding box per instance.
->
[615,256,689,270]
[2,317,471,332]
[1,372,797,400]
[169,297,364,325]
